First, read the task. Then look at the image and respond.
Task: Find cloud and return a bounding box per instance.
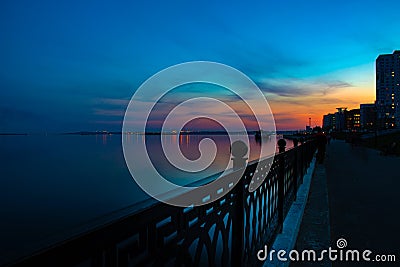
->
[93,108,125,117]
[90,120,123,125]
[91,98,129,119]
[258,78,352,97]
[94,98,130,106]
[271,112,304,130]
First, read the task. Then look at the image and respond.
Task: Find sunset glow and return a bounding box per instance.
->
[1,0,399,132]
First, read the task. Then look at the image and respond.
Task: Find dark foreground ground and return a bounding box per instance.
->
[292,140,400,267]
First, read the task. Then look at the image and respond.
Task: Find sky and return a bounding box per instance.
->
[1,0,400,132]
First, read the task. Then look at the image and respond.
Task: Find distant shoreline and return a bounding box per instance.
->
[64,131,267,136]
[0,130,301,136]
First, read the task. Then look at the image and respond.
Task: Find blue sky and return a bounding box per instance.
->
[1,0,400,132]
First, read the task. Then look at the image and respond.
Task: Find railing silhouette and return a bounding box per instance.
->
[13,139,317,267]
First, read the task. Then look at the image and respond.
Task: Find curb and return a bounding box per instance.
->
[263,155,317,267]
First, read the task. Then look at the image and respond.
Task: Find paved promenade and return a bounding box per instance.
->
[293,140,400,266]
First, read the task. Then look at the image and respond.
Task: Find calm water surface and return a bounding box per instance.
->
[0,134,292,263]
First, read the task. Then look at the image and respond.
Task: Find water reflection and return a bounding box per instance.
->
[123,133,291,186]
[0,134,292,265]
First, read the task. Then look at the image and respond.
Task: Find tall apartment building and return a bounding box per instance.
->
[376,50,400,128]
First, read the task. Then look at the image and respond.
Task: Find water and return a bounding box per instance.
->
[0,134,292,264]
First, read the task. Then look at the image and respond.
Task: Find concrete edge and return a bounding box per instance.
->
[262,155,317,267]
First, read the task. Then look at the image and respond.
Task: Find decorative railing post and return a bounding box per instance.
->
[293,139,298,200]
[231,141,248,265]
[277,139,286,233]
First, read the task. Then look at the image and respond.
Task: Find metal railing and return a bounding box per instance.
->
[12,139,317,267]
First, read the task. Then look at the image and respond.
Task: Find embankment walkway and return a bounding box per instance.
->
[293,140,400,266]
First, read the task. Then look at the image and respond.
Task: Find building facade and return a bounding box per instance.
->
[322,113,335,131]
[323,108,361,132]
[335,107,347,132]
[376,50,400,128]
[360,103,376,130]
[345,109,361,131]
